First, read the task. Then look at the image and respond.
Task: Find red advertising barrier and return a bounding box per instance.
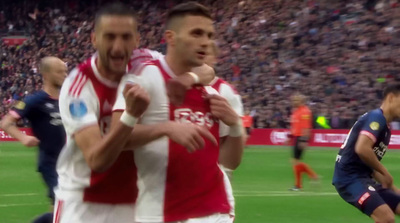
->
[2,37,28,45]
[247,129,400,149]
[3,128,400,149]
[0,128,33,141]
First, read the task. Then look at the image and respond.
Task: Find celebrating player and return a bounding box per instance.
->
[1,56,67,223]
[333,84,400,223]
[112,2,244,222]
[54,3,149,223]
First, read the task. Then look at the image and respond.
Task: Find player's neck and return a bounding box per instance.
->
[380,105,393,122]
[43,85,60,99]
[165,54,191,76]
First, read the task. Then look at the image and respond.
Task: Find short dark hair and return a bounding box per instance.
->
[165,2,212,29]
[383,84,400,99]
[95,2,137,29]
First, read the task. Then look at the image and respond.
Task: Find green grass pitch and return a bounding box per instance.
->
[1,142,400,222]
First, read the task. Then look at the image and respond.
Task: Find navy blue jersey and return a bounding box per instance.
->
[332,109,391,185]
[11,90,66,170]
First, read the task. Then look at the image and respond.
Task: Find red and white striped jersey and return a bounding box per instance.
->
[113,57,230,222]
[57,55,138,204]
[210,77,244,137]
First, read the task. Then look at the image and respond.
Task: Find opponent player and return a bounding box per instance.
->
[333,84,400,223]
[112,2,244,222]
[1,56,67,223]
[288,93,318,191]
[54,4,149,223]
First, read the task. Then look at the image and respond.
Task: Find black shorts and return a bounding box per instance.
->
[293,137,304,159]
[245,127,251,135]
[334,178,400,216]
[39,166,58,204]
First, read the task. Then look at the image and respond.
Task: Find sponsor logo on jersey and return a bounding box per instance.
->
[174,108,214,128]
[69,100,88,118]
[370,122,380,131]
[14,101,25,110]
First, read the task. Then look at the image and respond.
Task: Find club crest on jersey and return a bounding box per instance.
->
[370,122,379,131]
[368,186,376,191]
[69,100,88,118]
[14,101,25,110]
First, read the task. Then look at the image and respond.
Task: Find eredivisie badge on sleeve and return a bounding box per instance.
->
[69,100,88,118]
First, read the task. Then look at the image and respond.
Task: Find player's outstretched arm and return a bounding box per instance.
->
[208,94,244,170]
[356,134,393,187]
[373,170,397,190]
[1,113,39,147]
[167,64,215,106]
[70,84,149,172]
[111,113,217,152]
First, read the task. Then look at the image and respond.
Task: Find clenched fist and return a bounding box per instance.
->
[123,83,150,118]
[207,94,240,126]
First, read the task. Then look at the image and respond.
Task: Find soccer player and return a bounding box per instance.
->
[206,42,245,219]
[288,93,318,191]
[0,56,67,223]
[54,4,150,223]
[333,84,400,223]
[112,2,244,222]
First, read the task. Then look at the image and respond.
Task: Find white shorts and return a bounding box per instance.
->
[181,213,234,223]
[53,198,136,223]
[149,213,233,223]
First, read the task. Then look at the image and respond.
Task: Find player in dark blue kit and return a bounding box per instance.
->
[333,84,400,223]
[0,57,67,223]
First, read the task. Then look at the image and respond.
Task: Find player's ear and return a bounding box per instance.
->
[164,30,176,47]
[91,32,97,50]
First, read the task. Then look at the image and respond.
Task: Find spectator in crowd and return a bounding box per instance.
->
[1,0,400,129]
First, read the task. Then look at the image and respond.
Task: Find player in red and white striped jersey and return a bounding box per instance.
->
[54,4,150,223]
[203,43,245,219]
[112,2,244,223]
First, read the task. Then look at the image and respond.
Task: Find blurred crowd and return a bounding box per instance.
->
[1,0,400,129]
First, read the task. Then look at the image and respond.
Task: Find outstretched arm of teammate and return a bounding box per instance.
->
[356,134,393,188]
[72,84,149,172]
[110,114,217,152]
[0,114,39,147]
[167,64,215,106]
[208,94,244,170]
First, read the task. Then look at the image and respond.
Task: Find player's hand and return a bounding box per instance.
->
[381,170,394,189]
[191,64,215,85]
[123,82,150,118]
[165,122,218,153]
[207,94,240,126]
[22,135,40,147]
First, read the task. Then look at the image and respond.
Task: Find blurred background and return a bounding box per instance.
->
[2,0,400,129]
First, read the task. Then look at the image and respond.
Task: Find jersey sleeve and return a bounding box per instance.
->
[59,70,99,136]
[129,49,164,74]
[113,65,157,112]
[219,83,244,117]
[360,113,387,143]
[10,96,36,120]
